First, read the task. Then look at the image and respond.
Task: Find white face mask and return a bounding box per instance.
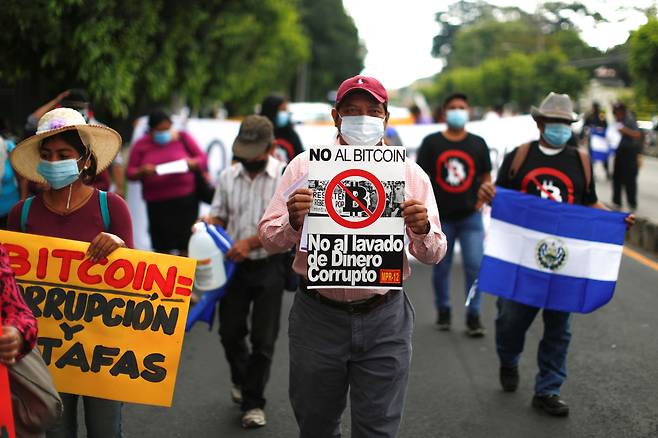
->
[339,115,385,145]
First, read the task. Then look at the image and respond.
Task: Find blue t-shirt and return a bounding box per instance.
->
[1,140,20,216]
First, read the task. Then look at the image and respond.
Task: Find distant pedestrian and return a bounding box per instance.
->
[126,109,207,255]
[204,116,286,428]
[260,95,304,164]
[611,102,642,212]
[477,92,634,417]
[582,102,610,178]
[259,75,446,437]
[0,136,22,228]
[416,92,491,336]
[8,107,133,437]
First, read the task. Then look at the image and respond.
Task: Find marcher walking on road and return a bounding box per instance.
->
[259,75,447,438]
[260,95,304,164]
[126,109,207,255]
[477,92,634,417]
[204,116,287,429]
[7,107,133,437]
[416,92,491,335]
[611,102,642,212]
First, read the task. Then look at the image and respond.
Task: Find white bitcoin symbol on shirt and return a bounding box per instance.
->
[541,180,563,203]
[445,158,466,186]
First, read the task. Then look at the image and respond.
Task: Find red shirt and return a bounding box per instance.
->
[0,244,38,358]
[7,190,134,248]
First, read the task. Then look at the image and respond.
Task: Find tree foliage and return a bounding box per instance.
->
[297,0,364,101]
[0,0,309,118]
[630,18,658,103]
[425,50,586,111]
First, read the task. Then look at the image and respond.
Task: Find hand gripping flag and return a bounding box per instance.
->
[185,224,236,331]
[479,187,627,313]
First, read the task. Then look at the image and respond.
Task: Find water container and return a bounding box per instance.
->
[188,222,227,291]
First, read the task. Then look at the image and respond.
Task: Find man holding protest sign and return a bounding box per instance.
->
[477,92,634,417]
[203,115,287,429]
[259,75,446,437]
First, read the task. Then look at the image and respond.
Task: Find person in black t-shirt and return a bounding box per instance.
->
[417,92,492,336]
[478,92,634,418]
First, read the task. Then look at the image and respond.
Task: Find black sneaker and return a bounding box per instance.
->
[466,314,485,337]
[436,308,451,331]
[499,366,519,392]
[532,394,570,417]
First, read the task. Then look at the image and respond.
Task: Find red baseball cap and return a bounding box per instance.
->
[335,75,388,107]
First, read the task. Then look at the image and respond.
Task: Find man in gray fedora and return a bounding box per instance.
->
[478,92,634,417]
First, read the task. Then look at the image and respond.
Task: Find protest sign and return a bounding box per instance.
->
[0,315,16,438]
[0,230,196,407]
[307,145,405,289]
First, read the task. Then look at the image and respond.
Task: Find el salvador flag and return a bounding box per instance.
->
[479,188,627,313]
[590,126,610,162]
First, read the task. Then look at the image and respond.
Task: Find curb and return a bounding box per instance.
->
[626,216,658,256]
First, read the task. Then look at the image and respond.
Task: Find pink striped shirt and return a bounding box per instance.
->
[259,150,447,302]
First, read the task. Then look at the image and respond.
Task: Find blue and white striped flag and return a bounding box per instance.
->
[479,188,627,313]
[589,126,610,162]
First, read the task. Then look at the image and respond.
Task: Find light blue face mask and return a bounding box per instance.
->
[153,130,172,145]
[275,111,290,128]
[543,123,572,147]
[446,109,469,129]
[37,158,82,190]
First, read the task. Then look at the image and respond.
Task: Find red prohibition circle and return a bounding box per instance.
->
[325,169,386,229]
[435,149,475,193]
[521,167,574,204]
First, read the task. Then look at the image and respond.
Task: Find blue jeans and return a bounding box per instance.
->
[432,211,484,315]
[495,298,572,396]
[47,394,122,438]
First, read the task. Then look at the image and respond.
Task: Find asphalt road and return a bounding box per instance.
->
[115,253,658,438]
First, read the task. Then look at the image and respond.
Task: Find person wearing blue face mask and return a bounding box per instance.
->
[417,92,492,336]
[126,109,208,257]
[7,107,134,438]
[259,95,304,165]
[477,92,635,417]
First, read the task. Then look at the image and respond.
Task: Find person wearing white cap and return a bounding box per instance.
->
[477,92,634,417]
[7,107,133,437]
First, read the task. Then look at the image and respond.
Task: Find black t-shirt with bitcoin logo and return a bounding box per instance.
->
[496,141,597,206]
[417,132,492,220]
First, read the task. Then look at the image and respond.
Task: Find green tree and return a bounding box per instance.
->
[297,0,364,101]
[0,0,309,123]
[630,18,658,103]
[426,51,586,111]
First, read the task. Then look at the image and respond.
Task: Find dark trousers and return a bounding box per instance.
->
[612,152,638,209]
[612,173,637,209]
[219,255,285,411]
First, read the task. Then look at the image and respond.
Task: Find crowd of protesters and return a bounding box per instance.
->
[0,77,641,437]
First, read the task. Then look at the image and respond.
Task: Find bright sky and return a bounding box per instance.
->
[342,0,654,89]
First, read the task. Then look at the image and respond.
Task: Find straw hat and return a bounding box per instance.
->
[530,92,578,123]
[11,108,121,184]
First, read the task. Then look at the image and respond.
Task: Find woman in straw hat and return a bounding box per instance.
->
[7,107,132,437]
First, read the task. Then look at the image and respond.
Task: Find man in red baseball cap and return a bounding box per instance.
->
[259,75,447,437]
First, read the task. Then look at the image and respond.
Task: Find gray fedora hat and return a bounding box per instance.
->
[232,115,274,160]
[531,92,578,123]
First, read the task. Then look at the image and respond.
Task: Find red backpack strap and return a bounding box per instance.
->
[508,143,531,179]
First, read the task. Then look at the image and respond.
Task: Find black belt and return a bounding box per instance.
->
[300,285,400,315]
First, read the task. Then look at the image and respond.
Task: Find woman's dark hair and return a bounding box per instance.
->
[260,95,286,126]
[41,130,98,185]
[148,109,172,130]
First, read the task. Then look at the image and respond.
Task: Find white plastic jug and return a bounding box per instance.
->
[188,222,227,290]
